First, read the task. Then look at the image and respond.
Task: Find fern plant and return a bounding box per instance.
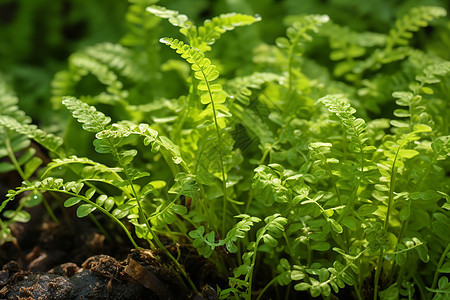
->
[1,2,449,300]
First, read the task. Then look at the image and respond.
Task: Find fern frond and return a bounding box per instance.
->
[292,248,364,297]
[386,6,447,50]
[62,97,111,133]
[0,75,33,172]
[231,104,276,147]
[0,115,63,153]
[121,0,161,47]
[95,122,189,171]
[0,75,30,123]
[317,95,370,154]
[189,226,222,258]
[415,61,450,86]
[52,44,136,107]
[224,214,261,253]
[41,155,127,193]
[391,61,449,134]
[277,14,329,53]
[322,23,386,78]
[191,13,261,52]
[160,38,229,126]
[276,14,329,92]
[149,6,260,52]
[160,37,232,233]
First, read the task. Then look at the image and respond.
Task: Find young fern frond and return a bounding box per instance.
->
[392,61,450,134]
[52,43,139,107]
[276,14,329,93]
[317,95,371,154]
[149,200,187,227]
[252,165,292,206]
[190,13,261,52]
[82,43,147,81]
[121,0,162,48]
[148,5,261,52]
[63,97,188,174]
[160,37,231,234]
[386,6,447,51]
[41,156,131,197]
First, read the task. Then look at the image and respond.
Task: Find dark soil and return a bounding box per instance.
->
[0,202,218,300]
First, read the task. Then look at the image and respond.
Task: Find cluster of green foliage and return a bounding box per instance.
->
[1,1,449,299]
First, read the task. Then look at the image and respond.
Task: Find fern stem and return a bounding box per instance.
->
[201,72,229,236]
[354,283,363,300]
[431,242,450,292]
[88,214,112,243]
[5,134,60,223]
[385,146,400,230]
[286,33,301,97]
[413,274,427,300]
[5,134,27,180]
[259,140,279,165]
[247,239,261,300]
[373,251,384,300]
[41,196,59,223]
[255,275,279,300]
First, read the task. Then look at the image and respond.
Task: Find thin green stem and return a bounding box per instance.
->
[88,214,112,243]
[354,283,363,300]
[148,225,200,294]
[5,134,26,180]
[6,134,60,223]
[42,196,58,223]
[256,275,279,300]
[373,251,384,300]
[431,242,450,292]
[247,241,260,300]
[259,140,279,165]
[201,70,229,236]
[384,158,398,231]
